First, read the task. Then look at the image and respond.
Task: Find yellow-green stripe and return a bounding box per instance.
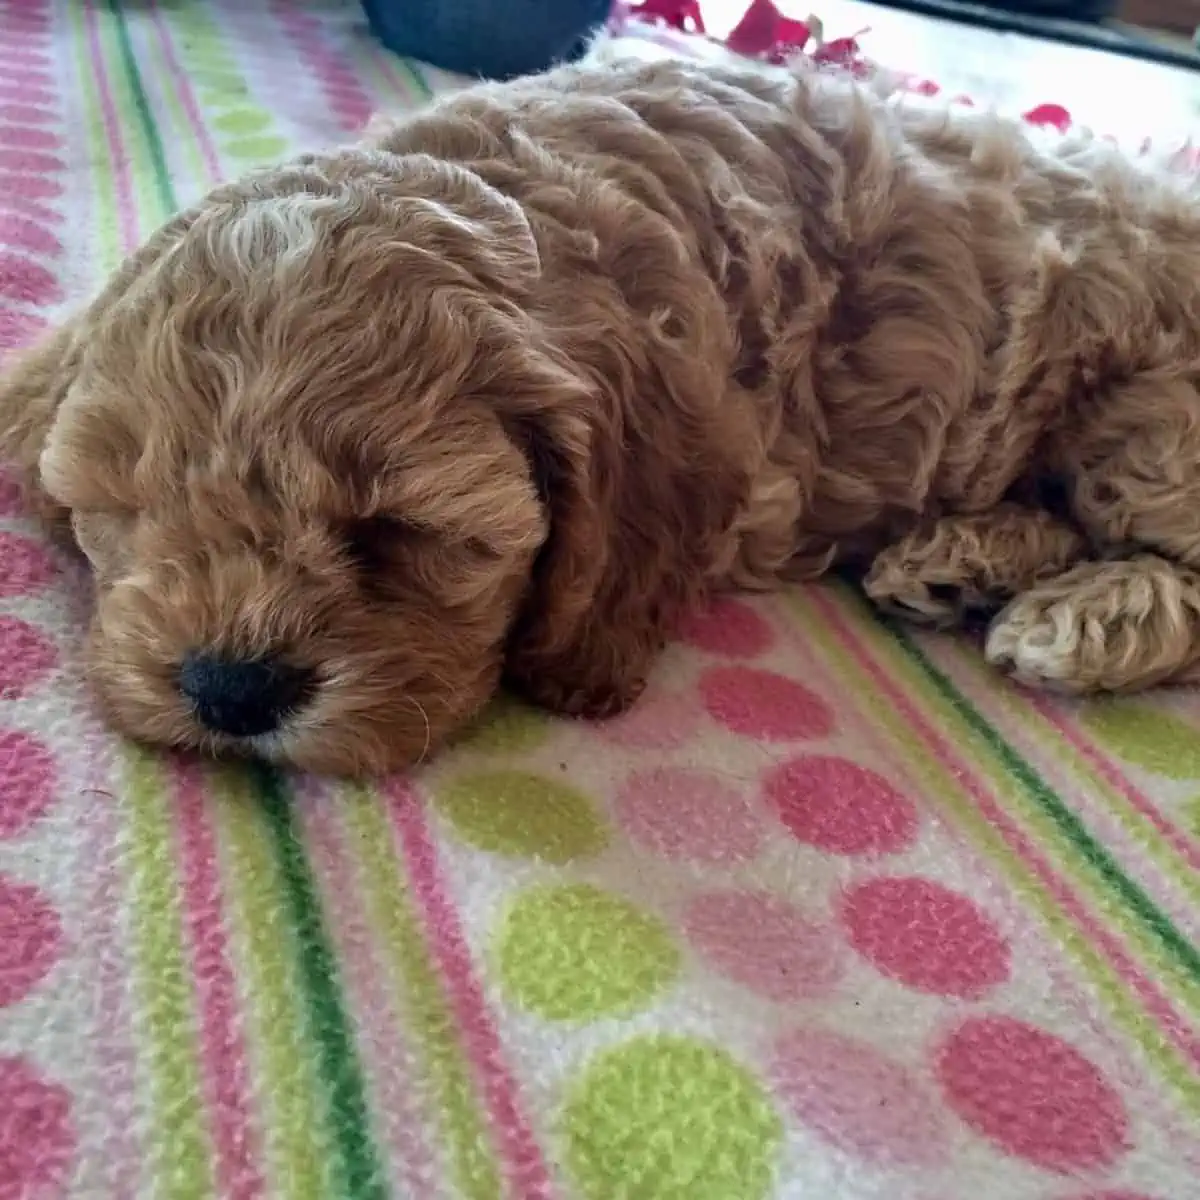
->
[94,0,164,235]
[787,588,1200,1113]
[341,786,505,1200]
[874,609,1200,1018]
[123,750,216,1196]
[71,0,121,274]
[944,642,1200,910]
[213,765,330,1198]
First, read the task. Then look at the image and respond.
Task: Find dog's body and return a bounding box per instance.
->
[4,55,1200,774]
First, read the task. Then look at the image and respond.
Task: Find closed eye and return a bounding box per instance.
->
[340,516,422,580]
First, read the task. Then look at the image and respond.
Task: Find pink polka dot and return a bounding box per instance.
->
[0,104,55,128]
[1024,103,1072,132]
[0,251,60,307]
[332,98,373,129]
[0,303,46,353]
[1063,1193,1159,1200]
[0,147,62,176]
[0,87,55,109]
[617,767,766,863]
[2,26,50,42]
[0,1057,74,1198]
[0,68,53,93]
[0,212,60,258]
[0,8,50,25]
[0,49,52,73]
[840,877,1010,999]
[0,532,56,597]
[685,890,843,1000]
[324,70,368,94]
[937,1016,1128,1172]
[0,874,61,1006]
[679,596,776,657]
[599,689,700,750]
[2,46,51,61]
[0,617,57,699]
[0,125,59,153]
[764,755,919,856]
[700,665,834,740]
[771,1028,950,1165]
[0,170,62,201]
[1,193,62,224]
[0,731,54,838]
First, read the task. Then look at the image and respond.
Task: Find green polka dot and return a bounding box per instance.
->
[213,109,273,136]
[563,1037,781,1200]
[223,135,290,162]
[188,69,244,91]
[1081,700,1200,779]
[1185,793,1200,836]
[496,885,679,1020]
[453,695,551,755]
[435,771,606,863]
[182,48,230,70]
[200,87,250,107]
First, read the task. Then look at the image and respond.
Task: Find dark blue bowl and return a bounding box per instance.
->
[362,0,612,80]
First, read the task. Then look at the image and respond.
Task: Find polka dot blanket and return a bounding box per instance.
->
[2,2,1199,1198]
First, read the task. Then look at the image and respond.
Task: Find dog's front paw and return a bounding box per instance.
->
[985,556,1200,692]
[865,508,1086,631]
[864,543,968,629]
[985,593,1094,692]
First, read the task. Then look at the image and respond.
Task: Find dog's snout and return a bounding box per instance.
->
[179,652,315,739]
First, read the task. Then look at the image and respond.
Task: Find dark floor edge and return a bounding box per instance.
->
[872,0,1200,71]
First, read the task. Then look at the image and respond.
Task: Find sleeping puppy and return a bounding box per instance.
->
[4,54,1200,776]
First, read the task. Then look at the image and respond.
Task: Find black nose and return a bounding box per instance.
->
[179,652,315,739]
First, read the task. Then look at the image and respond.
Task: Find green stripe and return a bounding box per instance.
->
[100,9,389,1190]
[255,766,388,1200]
[93,0,160,243]
[215,766,328,1197]
[397,58,435,103]
[875,603,1200,999]
[71,0,121,274]
[106,0,175,216]
[77,6,217,1189]
[132,8,212,190]
[787,588,1200,1111]
[945,641,1200,909]
[342,788,504,1200]
[348,35,433,113]
[124,750,216,1196]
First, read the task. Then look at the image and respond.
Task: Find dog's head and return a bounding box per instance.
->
[2,152,608,774]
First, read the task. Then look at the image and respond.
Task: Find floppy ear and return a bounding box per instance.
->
[501,372,750,720]
[0,320,84,527]
[0,211,198,525]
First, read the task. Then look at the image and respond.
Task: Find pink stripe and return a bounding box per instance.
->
[387,782,557,1200]
[270,2,374,132]
[17,5,139,1188]
[79,774,144,1199]
[365,45,422,108]
[0,192,64,224]
[83,0,139,253]
[172,762,265,1200]
[147,0,224,183]
[1031,697,1200,871]
[297,789,440,1195]
[0,83,56,107]
[809,588,1200,1071]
